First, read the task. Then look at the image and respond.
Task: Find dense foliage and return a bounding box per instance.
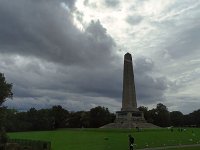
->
[0,73,13,106]
[139,103,200,127]
[0,73,13,127]
[3,105,115,132]
[1,103,200,132]
[0,73,12,145]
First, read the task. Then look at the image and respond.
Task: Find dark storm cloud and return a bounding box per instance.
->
[0,55,168,110]
[0,53,122,105]
[104,0,120,7]
[0,0,116,67]
[64,66,123,98]
[134,57,169,104]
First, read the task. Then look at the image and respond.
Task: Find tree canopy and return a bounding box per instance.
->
[0,73,13,106]
[0,73,13,144]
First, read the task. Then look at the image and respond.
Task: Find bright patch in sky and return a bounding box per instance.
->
[74,0,200,113]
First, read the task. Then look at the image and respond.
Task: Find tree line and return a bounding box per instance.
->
[1,105,115,132]
[139,103,200,127]
[0,103,200,132]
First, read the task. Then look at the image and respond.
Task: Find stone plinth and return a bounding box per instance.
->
[116,111,146,123]
[100,122,160,128]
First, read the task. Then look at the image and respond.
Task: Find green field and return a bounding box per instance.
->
[8,128,200,150]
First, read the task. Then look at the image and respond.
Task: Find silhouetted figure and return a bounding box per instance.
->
[181,128,183,132]
[136,126,139,132]
[171,128,173,132]
[128,134,134,150]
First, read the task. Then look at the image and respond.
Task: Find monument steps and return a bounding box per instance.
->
[100,122,160,129]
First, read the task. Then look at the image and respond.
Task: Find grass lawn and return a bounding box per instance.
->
[8,128,200,150]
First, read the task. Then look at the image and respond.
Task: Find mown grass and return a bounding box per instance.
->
[8,128,200,150]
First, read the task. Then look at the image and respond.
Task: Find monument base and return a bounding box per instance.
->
[100,110,159,128]
[100,122,159,128]
[115,110,146,123]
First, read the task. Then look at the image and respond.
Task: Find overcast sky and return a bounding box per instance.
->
[1,0,200,114]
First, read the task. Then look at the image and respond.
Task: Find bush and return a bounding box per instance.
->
[0,128,8,144]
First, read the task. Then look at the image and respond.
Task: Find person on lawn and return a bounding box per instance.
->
[128,134,134,150]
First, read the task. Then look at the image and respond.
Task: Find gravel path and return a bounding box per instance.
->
[137,144,200,150]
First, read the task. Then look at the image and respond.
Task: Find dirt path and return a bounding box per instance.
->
[137,144,200,150]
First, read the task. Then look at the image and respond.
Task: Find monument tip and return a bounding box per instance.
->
[124,52,132,60]
[125,52,131,55]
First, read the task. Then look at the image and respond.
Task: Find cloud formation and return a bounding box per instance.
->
[104,0,120,7]
[0,0,117,67]
[126,15,143,25]
[134,57,168,104]
[0,0,200,114]
[0,0,122,111]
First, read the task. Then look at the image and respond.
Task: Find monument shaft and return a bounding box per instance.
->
[122,53,137,111]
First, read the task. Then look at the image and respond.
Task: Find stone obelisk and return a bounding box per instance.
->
[100,52,159,128]
[121,53,138,111]
[114,52,145,124]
